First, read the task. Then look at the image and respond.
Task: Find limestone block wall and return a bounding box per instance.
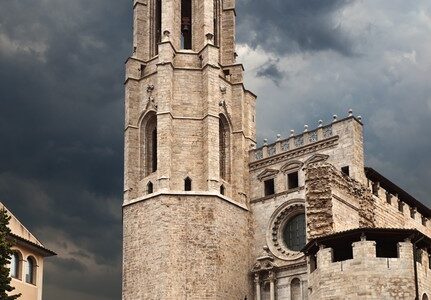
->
[249,116,366,202]
[122,194,253,300]
[124,43,256,204]
[304,162,431,240]
[305,163,375,240]
[251,189,306,261]
[417,252,431,299]
[309,240,416,299]
[367,180,431,237]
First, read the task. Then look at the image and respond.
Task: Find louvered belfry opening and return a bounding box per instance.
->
[181,0,192,49]
[155,0,162,54]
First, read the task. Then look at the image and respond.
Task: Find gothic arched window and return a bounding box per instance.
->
[181,0,192,49]
[141,112,158,177]
[219,114,230,180]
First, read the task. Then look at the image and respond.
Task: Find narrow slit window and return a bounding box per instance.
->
[140,64,146,78]
[147,182,154,194]
[288,172,299,190]
[185,177,192,191]
[220,185,225,195]
[341,166,349,176]
[264,179,275,196]
[181,0,192,49]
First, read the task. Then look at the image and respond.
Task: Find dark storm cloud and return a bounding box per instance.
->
[256,61,284,86]
[237,0,355,55]
[0,0,131,299]
[239,1,431,206]
[1,1,431,300]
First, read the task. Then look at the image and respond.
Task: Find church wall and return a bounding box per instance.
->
[309,240,416,299]
[418,253,431,299]
[249,117,366,300]
[331,194,360,232]
[122,194,253,300]
[370,184,431,237]
[249,116,366,201]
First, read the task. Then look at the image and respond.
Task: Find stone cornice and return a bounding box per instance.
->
[123,191,249,211]
[249,136,339,171]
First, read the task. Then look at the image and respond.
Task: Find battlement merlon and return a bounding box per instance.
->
[302,228,431,300]
[250,115,366,183]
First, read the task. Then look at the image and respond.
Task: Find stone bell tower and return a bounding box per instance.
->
[122,0,257,299]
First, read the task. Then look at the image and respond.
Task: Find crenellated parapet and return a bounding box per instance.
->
[249,111,366,184]
[365,168,431,237]
[303,228,431,300]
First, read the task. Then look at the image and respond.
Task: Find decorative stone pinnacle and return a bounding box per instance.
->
[304,125,309,132]
[318,120,323,127]
[333,114,338,122]
[263,139,268,146]
[290,130,295,137]
[276,134,281,141]
[348,108,353,117]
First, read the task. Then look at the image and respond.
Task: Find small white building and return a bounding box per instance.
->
[1,202,56,300]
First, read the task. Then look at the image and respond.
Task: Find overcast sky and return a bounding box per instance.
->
[0,1,430,299]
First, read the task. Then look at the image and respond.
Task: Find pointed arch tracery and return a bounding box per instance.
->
[219,114,231,181]
[140,111,158,177]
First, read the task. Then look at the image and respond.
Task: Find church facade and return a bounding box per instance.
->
[122,1,431,299]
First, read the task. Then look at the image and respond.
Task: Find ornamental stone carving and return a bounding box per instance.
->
[266,199,306,261]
